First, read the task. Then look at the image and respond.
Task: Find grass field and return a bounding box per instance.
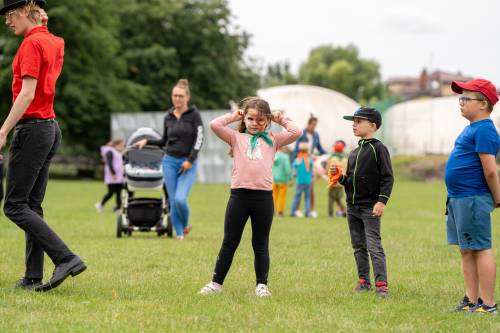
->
[0,178,499,332]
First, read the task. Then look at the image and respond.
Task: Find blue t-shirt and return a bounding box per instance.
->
[293,157,314,185]
[445,118,500,198]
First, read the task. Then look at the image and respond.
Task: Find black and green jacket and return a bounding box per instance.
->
[339,138,394,207]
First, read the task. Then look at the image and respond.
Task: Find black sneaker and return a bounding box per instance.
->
[354,278,371,292]
[15,278,42,290]
[468,303,498,315]
[455,295,483,312]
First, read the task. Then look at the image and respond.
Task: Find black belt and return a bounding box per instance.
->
[17,118,55,125]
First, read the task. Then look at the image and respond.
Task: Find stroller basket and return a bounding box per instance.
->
[126,198,163,228]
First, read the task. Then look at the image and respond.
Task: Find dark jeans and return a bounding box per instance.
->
[101,183,122,209]
[347,205,387,284]
[212,189,274,285]
[4,121,73,280]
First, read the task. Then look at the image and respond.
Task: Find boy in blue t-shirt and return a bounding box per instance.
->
[290,143,314,217]
[446,79,500,315]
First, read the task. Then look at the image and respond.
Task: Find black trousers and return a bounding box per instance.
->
[347,205,388,283]
[100,183,122,208]
[4,121,73,280]
[212,188,274,285]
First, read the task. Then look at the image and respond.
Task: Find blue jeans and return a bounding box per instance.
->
[163,155,198,237]
[290,183,311,216]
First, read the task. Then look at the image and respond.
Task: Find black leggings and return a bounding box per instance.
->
[212,188,274,285]
[100,183,122,208]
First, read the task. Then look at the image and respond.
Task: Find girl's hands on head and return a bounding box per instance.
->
[271,111,284,124]
[232,109,244,122]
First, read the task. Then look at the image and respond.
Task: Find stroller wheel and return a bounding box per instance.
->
[166,216,173,238]
[116,215,123,238]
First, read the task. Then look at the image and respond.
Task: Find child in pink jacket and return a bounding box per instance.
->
[199,97,302,297]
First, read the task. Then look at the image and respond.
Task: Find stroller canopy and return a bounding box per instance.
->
[126,127,162,147]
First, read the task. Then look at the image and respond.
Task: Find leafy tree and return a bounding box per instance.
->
[299,44,384,103]
[119,0,260,111]
[0,0,148,156]
[0,0,259,158]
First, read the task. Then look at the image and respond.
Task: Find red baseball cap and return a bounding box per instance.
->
[451,79,499,105]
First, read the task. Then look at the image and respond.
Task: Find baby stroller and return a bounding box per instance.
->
[116,127,172,238]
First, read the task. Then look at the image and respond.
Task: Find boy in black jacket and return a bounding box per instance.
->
[329,107,394,297]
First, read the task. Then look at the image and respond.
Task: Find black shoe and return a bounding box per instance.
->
[35,256,87,292]
[15,278,42,290]
[455,295,483,312]
[468,303,498,315]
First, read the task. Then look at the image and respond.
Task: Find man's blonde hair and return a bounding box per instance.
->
[12,1,42,25]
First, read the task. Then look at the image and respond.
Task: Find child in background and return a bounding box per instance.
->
[446,79,499,314]
[326,140,348,218]
[329,107,394,298]
[96,139,125,213]
[290,143,314,218]
[273,146,292,217]
[200,97,301,297]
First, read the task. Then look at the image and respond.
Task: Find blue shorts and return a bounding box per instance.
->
[446,194,494,250]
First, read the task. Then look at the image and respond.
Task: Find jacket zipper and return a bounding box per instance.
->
[352,140,364,205]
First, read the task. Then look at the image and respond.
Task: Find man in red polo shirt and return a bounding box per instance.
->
[0,0,86,292]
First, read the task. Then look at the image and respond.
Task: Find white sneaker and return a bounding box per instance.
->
[255,284,271,297]
[310,211,318,218]
[294,210,304,218]
[199,281,223,295]
[95,202,103,213]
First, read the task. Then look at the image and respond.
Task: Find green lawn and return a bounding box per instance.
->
[0,178,499,332]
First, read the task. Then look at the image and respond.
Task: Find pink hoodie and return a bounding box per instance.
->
[210,113,302,191]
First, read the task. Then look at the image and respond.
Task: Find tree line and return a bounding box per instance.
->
[0,0,384,158]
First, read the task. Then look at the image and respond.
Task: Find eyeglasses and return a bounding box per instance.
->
[459,96,484,106]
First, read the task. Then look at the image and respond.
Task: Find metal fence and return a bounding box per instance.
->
[111,110,233,184]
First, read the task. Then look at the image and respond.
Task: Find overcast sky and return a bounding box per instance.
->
[228,0,500,85]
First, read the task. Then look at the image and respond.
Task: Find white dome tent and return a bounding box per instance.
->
[384,96,500,155]
[257,85,360,150]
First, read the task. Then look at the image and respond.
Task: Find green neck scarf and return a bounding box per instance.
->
[245,130,273,151]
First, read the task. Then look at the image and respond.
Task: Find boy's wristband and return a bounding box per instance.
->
[378,194,390,205]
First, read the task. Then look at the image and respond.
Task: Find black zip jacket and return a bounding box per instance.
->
[147,107,204,163]
[339,138,394,206]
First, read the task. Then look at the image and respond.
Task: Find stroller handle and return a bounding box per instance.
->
[123,145,164,155]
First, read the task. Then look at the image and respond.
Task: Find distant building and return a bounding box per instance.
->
[386,68,473,101]
[384,96,500,155]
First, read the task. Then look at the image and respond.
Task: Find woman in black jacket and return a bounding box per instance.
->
[136,79,204,240]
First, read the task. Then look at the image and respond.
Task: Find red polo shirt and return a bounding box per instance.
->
[12,26,64,119]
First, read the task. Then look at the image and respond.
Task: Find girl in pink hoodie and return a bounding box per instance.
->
[96,139,124,213]
[199,97,302,297]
